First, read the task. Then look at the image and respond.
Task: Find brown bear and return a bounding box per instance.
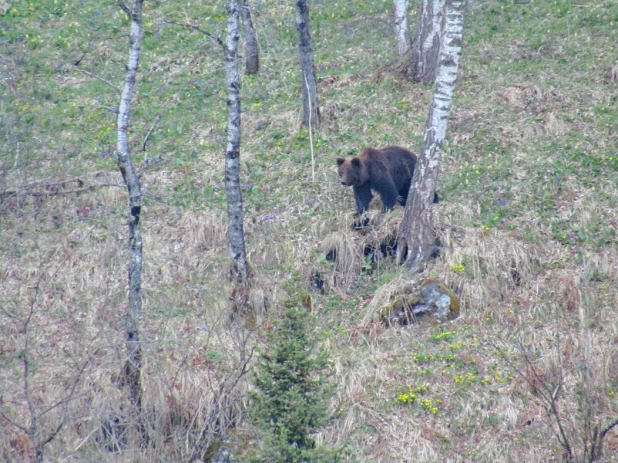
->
[336,146,417,216]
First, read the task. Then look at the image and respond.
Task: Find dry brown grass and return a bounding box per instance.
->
[0,185,257,461]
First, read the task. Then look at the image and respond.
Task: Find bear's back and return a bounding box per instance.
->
[358,146,416,174]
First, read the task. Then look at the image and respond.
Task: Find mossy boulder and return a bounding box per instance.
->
[205,428,259,463]
[380,279,460,326]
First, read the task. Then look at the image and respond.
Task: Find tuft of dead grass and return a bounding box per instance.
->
[434,203,546,305]
[362,274,413,322]
[321,210,402,288]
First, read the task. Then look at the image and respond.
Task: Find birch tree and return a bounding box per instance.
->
[295,0,320,129]
[225,0,249,283]
[116,0,145,414]
[397,0,464,270]
[394,0,413,78]
[240,0,259,75]
[411,0,446,84]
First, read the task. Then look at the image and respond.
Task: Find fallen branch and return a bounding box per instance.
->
[0,179,124,201]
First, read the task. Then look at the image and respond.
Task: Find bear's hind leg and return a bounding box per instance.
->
[374,179,399,211]
[398,180,412,206]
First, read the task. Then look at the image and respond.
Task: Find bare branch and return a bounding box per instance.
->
[142,95,178,154]
[142,114,161,153]
[73,67,120,93]
[494,342,573,458]
[72,426,101,453]
[0,180,124,201]
[38,346,96,421]
[137,156,166,178]
[186,339,254,463]
[185,312,255,463]
[601,417,618,442]
[117,0,131,17]
[164,20,225,50]
[40,352,93,447]
[0,409,29,434]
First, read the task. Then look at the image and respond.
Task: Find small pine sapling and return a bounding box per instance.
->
[247,288,339,462]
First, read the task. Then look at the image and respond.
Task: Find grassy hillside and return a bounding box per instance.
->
[1,0,617,461]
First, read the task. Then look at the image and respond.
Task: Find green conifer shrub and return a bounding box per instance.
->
[247,289,339,463]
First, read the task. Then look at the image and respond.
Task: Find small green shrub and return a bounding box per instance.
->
[247,291,340,463]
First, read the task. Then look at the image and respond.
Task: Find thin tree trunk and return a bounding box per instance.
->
[394,0,413,78]
[225,0,249,284]
[116,0,144,413]
[295,0,320,129]
[240,0,259,75]
[397,0,464,270]
[411,0,446,84]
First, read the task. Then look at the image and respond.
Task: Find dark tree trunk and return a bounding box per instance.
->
[295,0,320,129]
[116,0,144,413]
[397,0,465,271]
[411,0,446,84]
[240,0,259,75]
[394,0,413,79]
[225,0,249,284]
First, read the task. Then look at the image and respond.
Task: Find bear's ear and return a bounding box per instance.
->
[336,158,345,166]
[351,158,362,167]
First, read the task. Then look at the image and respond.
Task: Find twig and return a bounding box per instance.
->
[304,73,315,183]
[0,229,98,460]
[0,181,124,200]
[137,156,166,178]
[13,141,20,169]
[72,426,101,453]
[0,410,29,434]
[164,20,225,50]
[494,343,573,459]
[186,325,255,463]
[117,0,131,17]
[143,95,178,155]
[40,351,94,448]
[73,67,120,93]
[142,114,161,154]
[73,53,86,66]
[601,418,618,442]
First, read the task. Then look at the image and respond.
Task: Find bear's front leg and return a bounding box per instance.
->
[353,184,373,215]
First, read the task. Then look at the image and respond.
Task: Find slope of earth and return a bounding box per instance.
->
[0,0,616,461]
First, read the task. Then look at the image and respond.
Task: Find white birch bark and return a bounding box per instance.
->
[394,0,413,78]
[225,0,249,283]
[412,0,446,84]
[116,0,144,412]
[397,0,464,270]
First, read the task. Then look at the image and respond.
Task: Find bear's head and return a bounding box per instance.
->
[336,157,368,187]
